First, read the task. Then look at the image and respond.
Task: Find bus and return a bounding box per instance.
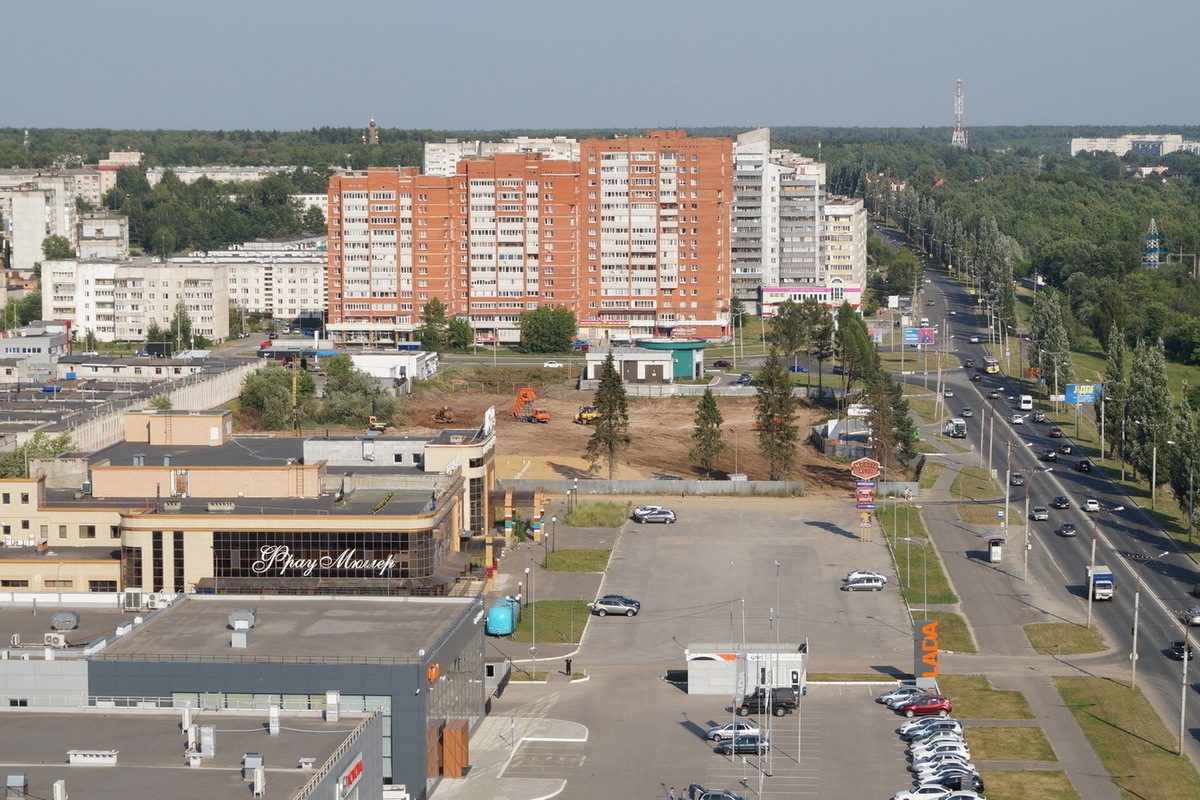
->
[983,357,1000,374]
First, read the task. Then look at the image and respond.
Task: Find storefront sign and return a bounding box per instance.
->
[251,546,397,577]
[914,619,939,678]
[338,755,364,800]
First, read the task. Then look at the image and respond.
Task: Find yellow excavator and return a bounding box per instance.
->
[433,406,456,424]
[574,405,599,425]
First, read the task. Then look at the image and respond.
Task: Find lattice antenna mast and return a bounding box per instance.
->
[951,79,967,148]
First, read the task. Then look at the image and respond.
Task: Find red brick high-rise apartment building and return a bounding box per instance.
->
[325,130,732,345]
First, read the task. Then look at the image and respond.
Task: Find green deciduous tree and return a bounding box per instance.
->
[149,393,173,410]
[688,388,725,477]
[836,302,880,404]
[584,352,631,479]
[519,306,576,353]
[1168,397,1200,533]
[169,301,193,350]
[753,348,799,480]
[1102,326,1130,459]
[416,299,448,352]
[41,235,74,261]
[446,318,474,351]
[1126,338,1173,479]
[301,205,326,234]
[0,432,73,479]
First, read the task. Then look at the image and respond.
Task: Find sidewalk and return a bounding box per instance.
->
[431,716,587,800]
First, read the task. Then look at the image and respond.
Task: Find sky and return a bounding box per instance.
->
[5,0,1199,131]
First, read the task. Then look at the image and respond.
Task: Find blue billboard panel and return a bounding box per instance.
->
[903,328,919,344]
[1065,384,1102,404]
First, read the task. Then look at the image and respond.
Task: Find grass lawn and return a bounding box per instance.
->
[967,727,1056,761]
[955,502,1006,526]
[1056,675,1200,799]
[919,462,945,490]
[980,770,1079,800]
[907,396,940,425]
[875,503,958,605]
[564,501,630,528]
[544,549,612,572]
[509,600,591,644]
[937,674,1034,719]
[1025,622,1107,655]
[921,611,976,653]
[950,465,998,500]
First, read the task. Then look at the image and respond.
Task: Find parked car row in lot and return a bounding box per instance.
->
[883,694,984,800]
[631,505,677,524]
[842,568,888,591]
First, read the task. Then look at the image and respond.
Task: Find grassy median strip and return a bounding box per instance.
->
[951,465,997,500]
[937,674,1034,719]
[544,549,612,572]
[876,503,958,605]
[919,462,945,490]
[1055,675,1200,799]
[510,600,592,644]
[1025,622,1107,655]
[564,501,630,528]
[921,611,976,654]
[966,726,1055,761]
[980,770,1078,800]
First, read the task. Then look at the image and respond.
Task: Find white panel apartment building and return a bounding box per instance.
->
[43,259,229,343]
[423,136,581,177]
[44,240,325,342]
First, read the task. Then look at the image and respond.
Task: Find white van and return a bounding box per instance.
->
[1019,395,1033,411]
[919,317,931,328]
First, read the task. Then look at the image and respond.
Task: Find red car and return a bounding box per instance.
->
[1048,427,1064,438]
[897,695,953,718]
[713,360,733,368]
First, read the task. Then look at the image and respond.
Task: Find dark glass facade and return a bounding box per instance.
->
[213,529,450,580]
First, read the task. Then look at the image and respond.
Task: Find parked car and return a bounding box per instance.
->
[845,569,889,584]
[1010,473,1026,486]
[903,720,964,741]
[1048,427,1064,438]
[706,721,760,741]
[739,372,753,381]
[1058,523,1078,537]
[960,408,973,417]
[788,365,809,373]
[699,792,747,800]
[910,741,971,759]
[1083,499,1101,512]
[715,734,770,755]
[886,691,936,710]
[927,773,985,794]
[1179,608,1200,627]
[542,360,564,368]
[736,687,798,717]
[842,576,885,592]
[634,509,677,524]
[1050,495,1070,509]
[632,505,666,518]
[892,786,953,800]
[878,686,929,706]
[1075,458,1092,472]
[1030,506,1049,521]
[897,695,953,718]
[590,597,640,616]
[1039,450,1058,462]
[713,360,732,368]
[599,594,641,609]
[911,753,975,774]
[898,716,962,736]
[1169,641,1195,660]
[908,733,968,752]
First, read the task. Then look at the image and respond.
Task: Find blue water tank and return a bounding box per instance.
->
[485,597,521,636]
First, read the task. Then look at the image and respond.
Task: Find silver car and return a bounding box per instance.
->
[590,597,640,617]
[1031,506,1049,521]
[706,721,760,741]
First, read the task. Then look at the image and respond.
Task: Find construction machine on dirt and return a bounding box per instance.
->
[512,388,551,423]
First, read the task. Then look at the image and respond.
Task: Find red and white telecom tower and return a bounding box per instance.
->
[951,79,967,149]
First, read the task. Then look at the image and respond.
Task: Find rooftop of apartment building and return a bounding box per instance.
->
[96,594,475,661]
[0,709,369,800]
[0,602,129,649]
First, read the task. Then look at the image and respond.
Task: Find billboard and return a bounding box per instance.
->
[903,328,919,345]
[913,619,939,688]
[1065,384,1102,404]
[918,328,937,345]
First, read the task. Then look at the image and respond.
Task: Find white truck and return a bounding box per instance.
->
[945,418,968,439]
[1087,565,1115,601]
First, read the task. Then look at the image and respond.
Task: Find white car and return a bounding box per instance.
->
[1083,499,1101,512]
[943,388,954,397]
[1011,414,1024,424]
[706,721,760,741]
[893,787,952,800]
[845,569,889,584]
[969,336,980,343]
[632,505,666,518]
[911,741,971,759]
[912,754,975,774]
[543,360,564,368]
[899,717,962,736]
[1031,506,1049,521]
[909,734,967,752]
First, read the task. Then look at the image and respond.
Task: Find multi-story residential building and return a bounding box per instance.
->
[424,136,580,176]
[77,211,129,260]
[173,238,327,323]
[328,130,732,344]
[43,258,228,343]
[0,182,77,271]
[1069,133,1196,157]
[146,165,295,186]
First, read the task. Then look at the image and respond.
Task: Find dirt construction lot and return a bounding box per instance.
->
[400,382,851,496]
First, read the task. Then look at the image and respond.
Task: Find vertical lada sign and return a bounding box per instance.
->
[914,619,939,689]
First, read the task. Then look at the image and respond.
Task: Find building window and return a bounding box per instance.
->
[122,546,143,588]
[20,520,29,530]
[45,580,72,589]
[19,493,28,504]
[89,580,118,593]
[152,531,164,592]
[1,494,8,504]
[0,580,29,587]
[79,525,96,539]
[111,526,121,539]
[174,531,185,592]
[59,525,67,539]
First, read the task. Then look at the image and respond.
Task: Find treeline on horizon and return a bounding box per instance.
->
[5,124,1200,170]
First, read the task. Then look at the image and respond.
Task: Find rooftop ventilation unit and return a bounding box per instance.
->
[228,609,257,630]
[50,610,79,631]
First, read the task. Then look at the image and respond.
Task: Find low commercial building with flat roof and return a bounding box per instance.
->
[0,593,485,798]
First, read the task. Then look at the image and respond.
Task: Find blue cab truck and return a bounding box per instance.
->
[486,597,522,635]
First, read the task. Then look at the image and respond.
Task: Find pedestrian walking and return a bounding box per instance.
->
[687,783,698,800]
[564,658,572,676]
[667,788,675,800]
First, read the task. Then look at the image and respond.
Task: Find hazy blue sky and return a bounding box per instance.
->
[6,0,1198,131]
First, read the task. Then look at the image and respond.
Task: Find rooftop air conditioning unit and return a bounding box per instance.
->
[43,632,67,648]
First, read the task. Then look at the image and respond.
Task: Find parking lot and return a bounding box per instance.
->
[490,496,924,799]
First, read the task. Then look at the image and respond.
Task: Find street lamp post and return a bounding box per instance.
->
[1130,551,1169,687]
[1181,623,1193,755]
[525,565,537,676]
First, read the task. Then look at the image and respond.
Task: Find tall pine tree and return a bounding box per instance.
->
[584,352,631,479]
[754,348,799,480]
[689,388,725,477]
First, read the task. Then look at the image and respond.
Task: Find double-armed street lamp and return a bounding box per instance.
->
[1086,505,1126,630]
[1130,550,1170,687]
